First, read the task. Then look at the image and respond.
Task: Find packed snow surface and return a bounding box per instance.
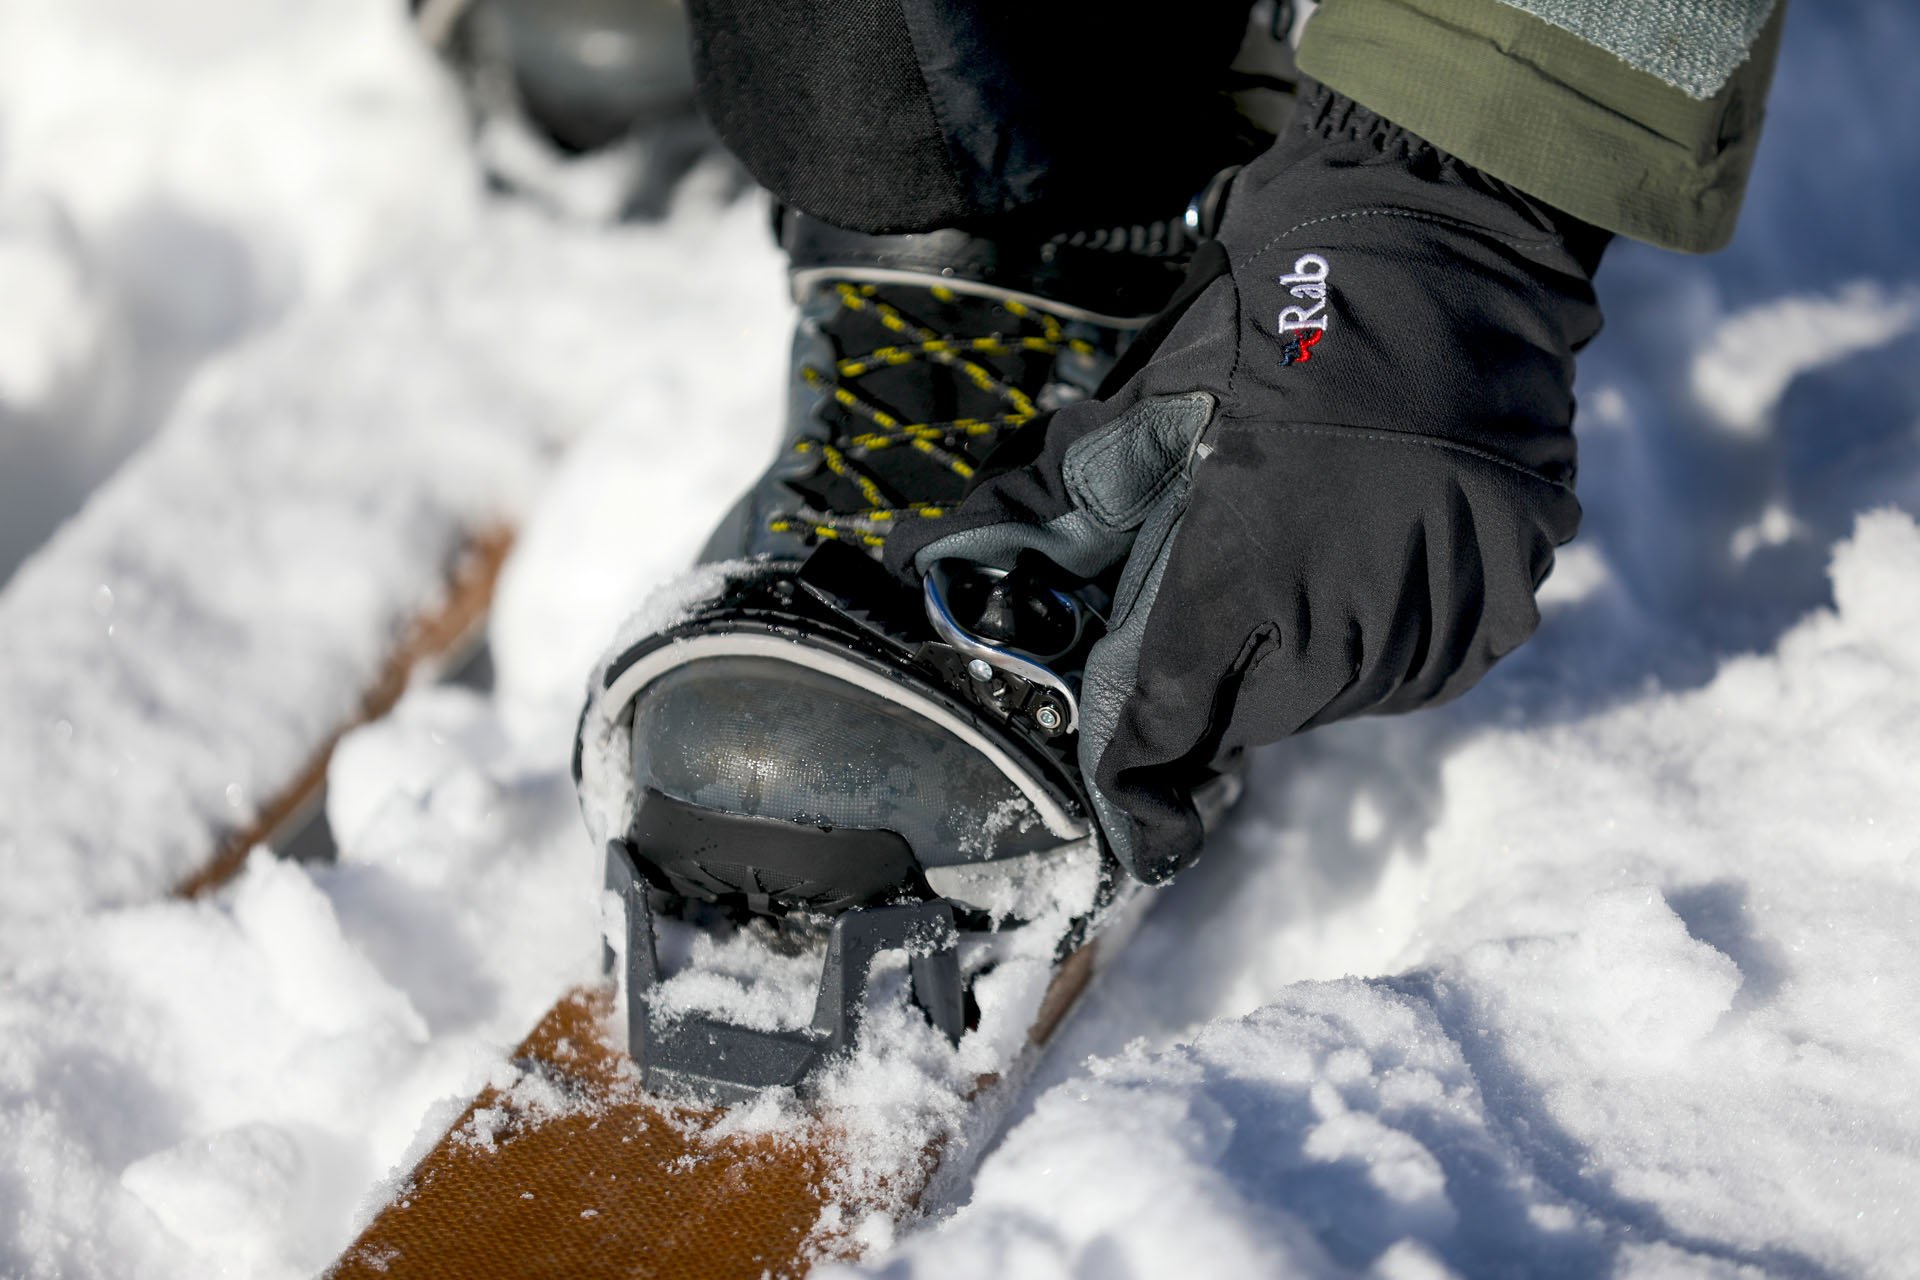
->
[4,1,1920,1277]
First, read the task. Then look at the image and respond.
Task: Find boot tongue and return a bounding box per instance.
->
[780,208,1195,324]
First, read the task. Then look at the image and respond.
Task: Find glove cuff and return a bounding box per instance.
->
[1284,79,1613,277]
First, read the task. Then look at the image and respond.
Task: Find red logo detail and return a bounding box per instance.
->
[1279,327,1323,366]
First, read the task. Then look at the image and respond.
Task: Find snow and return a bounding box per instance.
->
[0,163,782,920]
[0,0,476,584]
[1691,283,1920,437]
[5,0,1920,1277]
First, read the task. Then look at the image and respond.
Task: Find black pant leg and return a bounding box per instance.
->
[686,0,1253,234]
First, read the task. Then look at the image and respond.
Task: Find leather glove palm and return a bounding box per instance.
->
[891,85,1608,883]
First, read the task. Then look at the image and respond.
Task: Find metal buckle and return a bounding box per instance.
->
[921,560,1084,735]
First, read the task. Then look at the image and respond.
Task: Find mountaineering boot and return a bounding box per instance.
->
[573,203,1225,1097]
[587,207,1208,911]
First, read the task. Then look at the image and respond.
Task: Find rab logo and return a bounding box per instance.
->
[1276,253,1330,365]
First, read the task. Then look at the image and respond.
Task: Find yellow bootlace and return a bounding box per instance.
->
[767,282,1093,550]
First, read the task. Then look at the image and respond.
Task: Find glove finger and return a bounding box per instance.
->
[879,396,1109,582]
[902,391,1217,583]
[1081,504,1356,884]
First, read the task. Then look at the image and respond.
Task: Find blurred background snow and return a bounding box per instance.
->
[0,0,474,584]
[3,0,1919,1277]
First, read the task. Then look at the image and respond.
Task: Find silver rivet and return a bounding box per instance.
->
[1034,705,1063,731]
[967,658,994,682]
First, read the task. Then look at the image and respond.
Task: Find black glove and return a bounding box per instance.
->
[889,84,1609,883]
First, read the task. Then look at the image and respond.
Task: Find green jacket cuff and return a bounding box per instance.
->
[1296,0,1784,252]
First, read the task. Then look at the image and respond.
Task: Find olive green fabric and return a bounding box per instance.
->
[1297,0,1785,251]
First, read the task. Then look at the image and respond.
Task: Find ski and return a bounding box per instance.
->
[175,529,512,898]
[326,944,1106,1279]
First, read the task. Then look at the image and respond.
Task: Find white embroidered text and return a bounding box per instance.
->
[1276,252,1330,365]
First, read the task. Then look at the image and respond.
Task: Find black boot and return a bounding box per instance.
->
[602,207,1206,903]
[574,203,1221,1096]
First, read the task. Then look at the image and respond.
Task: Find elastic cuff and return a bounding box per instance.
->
[1291,79,1437,160]
[1287,80,1613,274]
